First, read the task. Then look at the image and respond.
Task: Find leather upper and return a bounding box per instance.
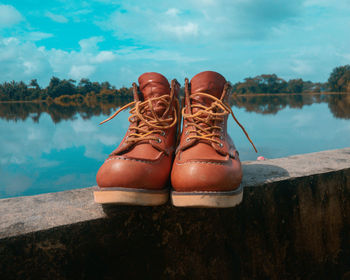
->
[139,72,170,98]
[171,71,243,192]
[96,72,179,190]
[191,71,226,98]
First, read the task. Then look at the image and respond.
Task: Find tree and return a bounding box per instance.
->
[232,74,287,94]
[287,79,304,93]
[78,78,92,95]
[46,77,61,98]
[328,65,350,92]
[101,81,111,89]
[46,77,76,98]
[258,74,288,93]
[29,79,40,89]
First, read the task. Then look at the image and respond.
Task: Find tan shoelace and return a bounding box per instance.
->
[100,95,179,145]
[183,92,258,153]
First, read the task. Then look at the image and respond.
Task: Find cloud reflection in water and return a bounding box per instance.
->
[0,94,349,198]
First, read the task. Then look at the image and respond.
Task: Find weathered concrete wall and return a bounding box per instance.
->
[1,148,350,280]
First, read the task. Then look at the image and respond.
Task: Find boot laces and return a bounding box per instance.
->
[183,92,257,153]
[100,95,179,145]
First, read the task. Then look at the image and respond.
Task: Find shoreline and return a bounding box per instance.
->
[0,92,349,104]
[235,91,350,97]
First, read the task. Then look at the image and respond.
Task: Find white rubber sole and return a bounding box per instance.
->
[93,187,169,206]
[171,186,243,208]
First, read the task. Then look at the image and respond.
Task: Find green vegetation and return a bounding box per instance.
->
[232,74,327,94]
[233,65,350,94]
[328,65,350,92]
[0,77,133,102]
[0,65,350,102]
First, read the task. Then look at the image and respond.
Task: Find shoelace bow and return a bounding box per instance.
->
[182,92,258,153]
[100,95,179,145]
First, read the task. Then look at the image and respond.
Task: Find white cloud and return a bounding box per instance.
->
[96,0,305,45]
[71,118,97,133]
[0,35,119,84]
[0,4,23,27]
[304,0,350,8]
[69,65,96,79]
[2,0,350,86]
[51,114,124,160]
[290,60,313,75]
[165,8,180,16]
[93,51,116,63]
[79,36,103,52]
[97,6,200,41]
[23,61,39,75]
[0,169,34,196]
[191,0,216,6]
[160,22,198,39]
[336,52,350,62]
[292,112,314,128]
[0,37,51,83]
[115,47,204,63]
[49,36,116,79]
[0,113,126,195]
[0,113,123,168]
[26,32,53,41]
[45,11,68,23]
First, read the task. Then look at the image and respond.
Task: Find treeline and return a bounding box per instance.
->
[0,65,350,101]
[0,77,133,102]
[232,74,327,94]
[1,93,348,124]
[232,65,350,94]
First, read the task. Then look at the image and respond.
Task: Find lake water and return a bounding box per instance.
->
[0,93,349,198]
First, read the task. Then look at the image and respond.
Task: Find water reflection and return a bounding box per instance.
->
[0,93,349,198]
[326,94,350,119]
[0,112,129,198]
[0,98,132,123]
[0,94,349,123]
[231,94,339,116]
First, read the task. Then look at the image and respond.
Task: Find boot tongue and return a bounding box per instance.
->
[190,71,226,109]
[188,71,227,147]
[138,72,170,100]
[138,72,170,116]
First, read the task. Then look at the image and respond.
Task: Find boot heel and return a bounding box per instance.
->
[171,186,243,208]
[94,187,168,206]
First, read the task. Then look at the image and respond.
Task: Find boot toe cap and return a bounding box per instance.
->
[171,158,242,192]
[96,156,170,190]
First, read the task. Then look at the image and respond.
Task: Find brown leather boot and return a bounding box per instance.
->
[94,72,180,205]
[171,71,257,208]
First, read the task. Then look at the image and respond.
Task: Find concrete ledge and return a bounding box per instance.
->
[1,148,350,279]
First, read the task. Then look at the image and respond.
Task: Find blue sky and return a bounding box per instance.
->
[0,0,350,87]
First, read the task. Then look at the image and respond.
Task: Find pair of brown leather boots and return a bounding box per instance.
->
[94,71,256,208]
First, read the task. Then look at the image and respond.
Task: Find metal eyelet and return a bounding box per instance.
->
[185,130,189,136]
[219,143,223,148]
[220,136,224,140]
[161,131,166,136]
[184,124,188,128]
[157,138,162,143]
[186,138,190,142]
